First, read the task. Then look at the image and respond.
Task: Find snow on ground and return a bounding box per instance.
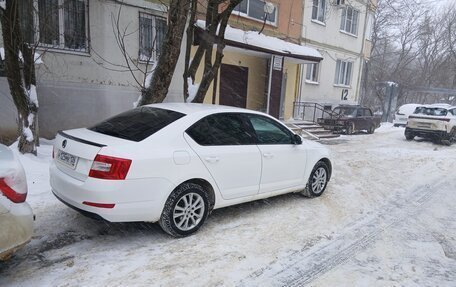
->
[0,124,455,286]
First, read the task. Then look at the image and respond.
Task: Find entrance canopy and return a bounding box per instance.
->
[195,20,323,64]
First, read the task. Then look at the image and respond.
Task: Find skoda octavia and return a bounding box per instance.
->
[50,103,332,237]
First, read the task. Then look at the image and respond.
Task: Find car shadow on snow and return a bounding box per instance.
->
[0,191,326,274]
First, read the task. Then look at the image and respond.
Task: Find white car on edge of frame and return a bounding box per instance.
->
[50,104,332,237]
[0,144,34,260]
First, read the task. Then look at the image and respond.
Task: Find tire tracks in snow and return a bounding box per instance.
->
[239,180,447,287]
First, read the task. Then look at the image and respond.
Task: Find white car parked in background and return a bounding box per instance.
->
[0,144,34,260]
[405,105,456,145]
[50,104,332,237]
[393,104,423,127]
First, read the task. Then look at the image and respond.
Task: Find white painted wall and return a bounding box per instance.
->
[299,0,370,107]
[0,0,186,139]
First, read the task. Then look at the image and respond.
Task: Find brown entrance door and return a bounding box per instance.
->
[220,64,248,108]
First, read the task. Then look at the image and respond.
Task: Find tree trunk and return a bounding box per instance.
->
[0,1,39,155]
[183,0,197,102]
[138,0,191,106]
[191,0,242,103]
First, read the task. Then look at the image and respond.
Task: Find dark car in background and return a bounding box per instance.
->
[318,105,381,135]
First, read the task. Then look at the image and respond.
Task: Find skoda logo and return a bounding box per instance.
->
[62,140,67,148]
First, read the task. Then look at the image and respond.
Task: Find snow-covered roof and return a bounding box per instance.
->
[196,20,322,62]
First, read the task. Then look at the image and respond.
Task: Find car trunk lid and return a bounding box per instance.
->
[54,129,132,181]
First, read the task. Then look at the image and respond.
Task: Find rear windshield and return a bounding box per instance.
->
[413,107,448,116]
[89,107,185,142]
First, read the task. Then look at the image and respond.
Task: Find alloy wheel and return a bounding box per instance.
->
[173,192,205,231]
[311,167,327,194]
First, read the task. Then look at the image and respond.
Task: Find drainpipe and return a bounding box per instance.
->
[355,1,370,104]
[266,56,273,114]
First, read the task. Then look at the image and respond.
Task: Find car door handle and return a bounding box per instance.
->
[263,153,274,158]
[204,156,219,163]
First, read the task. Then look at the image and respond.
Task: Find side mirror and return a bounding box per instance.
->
[293,134,302,145]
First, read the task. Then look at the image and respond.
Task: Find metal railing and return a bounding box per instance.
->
[293,102,339,123]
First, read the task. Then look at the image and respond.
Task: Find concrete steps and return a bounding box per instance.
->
[285,121,340,140]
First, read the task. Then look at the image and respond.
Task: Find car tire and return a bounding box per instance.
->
[301,161,329,198]
[405,132,415,141]
[159,183,209,238]
[442,128,456,146]
[367,125,375,134]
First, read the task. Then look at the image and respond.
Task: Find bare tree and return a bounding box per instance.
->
[0,0,39,154]
[184,0,243,103]
[137,0,192,106]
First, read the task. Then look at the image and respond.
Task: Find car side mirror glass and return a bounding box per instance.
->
[293,134,302,145]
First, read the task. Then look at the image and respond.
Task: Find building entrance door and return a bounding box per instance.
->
[220,64,248,108]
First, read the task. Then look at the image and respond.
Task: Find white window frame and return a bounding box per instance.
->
[139,12,167,63]
[334,59,353,87]
[311,0,326,24]
[34,0,89,53]
[233,0,278,26]
[340,6,359,36]
[305,63,320,84]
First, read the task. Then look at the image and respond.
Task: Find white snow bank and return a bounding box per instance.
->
[186,78,200,103]
[27,85,39,107]
[22,127,34,142]
[196,20,322,59]
[0,47,44,64]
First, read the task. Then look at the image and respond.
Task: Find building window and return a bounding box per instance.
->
[234,0,278,25]
[312,0,326,23]
[35,0,88,52]
[334,59,353,86]
[305,63,319,83]
[340,6,359,36]
[139,13,167,62]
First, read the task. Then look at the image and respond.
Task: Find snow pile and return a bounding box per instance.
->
[186,78,200,103]
[26,85,39,107]
[196,20,322,59]
[133,64,157,108]
[0,47,44,64]
[0,1,5,10]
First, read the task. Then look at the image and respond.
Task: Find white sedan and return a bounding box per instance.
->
[50,104,332,237]
[0,144,34,260]
[393,104,423,127]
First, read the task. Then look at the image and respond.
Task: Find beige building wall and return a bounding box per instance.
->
[195,48,268,111]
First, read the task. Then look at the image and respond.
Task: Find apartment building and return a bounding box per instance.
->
[0,0,183,139]
[294,0,376,119]
[195,0,323,120]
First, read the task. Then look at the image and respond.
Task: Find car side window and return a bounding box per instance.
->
[364,109,372,116]
[186,113,256,146]
[450,109,456,116]
[246,115,293,145]
[356,109,363,117]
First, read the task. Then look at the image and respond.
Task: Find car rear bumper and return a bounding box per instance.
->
[0,202,33,260]
[50,162,175,223]
[405,127,448,139]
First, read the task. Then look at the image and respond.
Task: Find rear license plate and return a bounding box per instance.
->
[57,150,78,169]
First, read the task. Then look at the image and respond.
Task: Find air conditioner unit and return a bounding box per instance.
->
[335,0,346,5]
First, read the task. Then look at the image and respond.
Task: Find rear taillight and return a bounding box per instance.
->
[0,178,27,203]
[89,155,132,180]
